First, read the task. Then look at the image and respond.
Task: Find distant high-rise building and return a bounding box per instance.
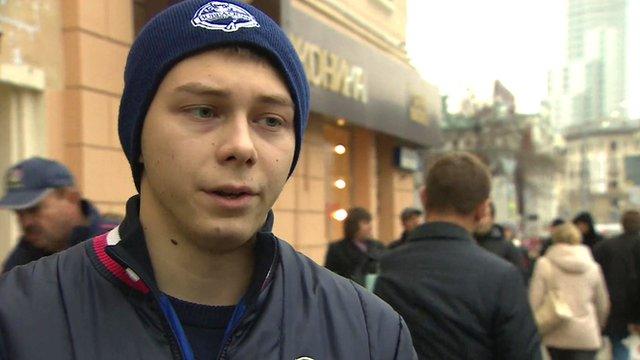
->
[550,0,630,128]
[627,0,640,119]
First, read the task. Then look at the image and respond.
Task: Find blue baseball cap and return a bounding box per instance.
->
[0,157,75,210]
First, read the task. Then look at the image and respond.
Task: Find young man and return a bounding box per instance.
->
[0,2,415,359]
[594,210,640,360]
[375,152,541,359]
[0,157,113,272]
[388,207,423,249]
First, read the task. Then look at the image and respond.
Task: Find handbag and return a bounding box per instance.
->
[534,261,574,335]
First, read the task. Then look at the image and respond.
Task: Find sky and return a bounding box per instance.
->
[406,0,565,114]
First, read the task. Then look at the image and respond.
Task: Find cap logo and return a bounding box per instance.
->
[191,1,260,32]
[6,168,24,190]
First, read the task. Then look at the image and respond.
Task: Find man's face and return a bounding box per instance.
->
[355,220,373,241]
[475,212,494,235]
[402,215,422,232]
[140,50,295,252]
[16,191,77,252]
[575,221,589,235]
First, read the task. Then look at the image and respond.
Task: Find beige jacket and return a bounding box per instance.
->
[529,243,610,350]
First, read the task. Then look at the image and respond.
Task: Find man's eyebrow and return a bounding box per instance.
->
[257,94,294,108]
[174,82,293,108]
[173,82,231,97]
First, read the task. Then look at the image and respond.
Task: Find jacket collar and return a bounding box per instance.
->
[407,221,474,243]
[90,195,279,305]
[474,224,505,244]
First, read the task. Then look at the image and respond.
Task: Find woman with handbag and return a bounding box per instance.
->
[530,223,610,360]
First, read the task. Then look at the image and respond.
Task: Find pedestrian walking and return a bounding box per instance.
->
[388,207,423,249]
[375,152,541,359]
[574,212,604,251]
[325,207,386,287]
[594,210,640,360]
[474,203,528,281]
[540,218,566,257]
[530,223,610,360]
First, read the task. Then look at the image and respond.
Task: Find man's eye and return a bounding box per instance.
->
[257,117,284,128]
[188,107,216,119]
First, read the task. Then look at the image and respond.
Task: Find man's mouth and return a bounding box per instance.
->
[210,190,253,199]
[208,185,256,194]
[206,185,258,209]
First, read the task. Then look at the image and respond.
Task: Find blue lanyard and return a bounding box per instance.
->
[157,294,246,360]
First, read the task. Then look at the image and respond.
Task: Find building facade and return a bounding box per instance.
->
[0,0,441,264]
[441,104,565,236]
[562,119,640,224]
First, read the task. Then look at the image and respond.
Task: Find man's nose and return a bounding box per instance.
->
[215,115,258,167]
[16,210,37,228]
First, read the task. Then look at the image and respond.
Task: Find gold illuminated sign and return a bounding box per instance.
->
[290,34,368,104]
[409,95,429,125]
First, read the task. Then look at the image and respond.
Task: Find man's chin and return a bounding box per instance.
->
[190,226,257,253]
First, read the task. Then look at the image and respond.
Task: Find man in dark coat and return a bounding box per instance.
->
[474,203,528,281]
[574,211,604,251]
[594,210,640,360]
[0,157,114,273]
[0,2,416,359]
[325,207,386,286]
[375,152,541,359]
[539,218,565,256]
[388,207,423,249]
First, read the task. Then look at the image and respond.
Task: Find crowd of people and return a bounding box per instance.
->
[324,152,640,360]
[0,1,638,359]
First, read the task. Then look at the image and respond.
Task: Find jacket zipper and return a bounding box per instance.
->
[217,236,279,359]
[107,247,184,360]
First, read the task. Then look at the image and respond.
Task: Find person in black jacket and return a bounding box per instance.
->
[388,207,423,249]
[474,203,528,281]
[325,207,385,286]
[0,2,416,359]
[574,212,604,251]
[539,218,565,257]
[375,152,541,359]
[594,210,640,360]
[0,157,114,273]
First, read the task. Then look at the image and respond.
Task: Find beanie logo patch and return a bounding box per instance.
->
[191,1,260,32]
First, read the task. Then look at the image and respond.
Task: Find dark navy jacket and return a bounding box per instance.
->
[1,199,115,273]
[593,233,640,337]
[474,224,529,282]
[0,197,416,359]
[375,222,541,360]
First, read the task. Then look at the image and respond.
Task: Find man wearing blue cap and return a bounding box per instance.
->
[0,157,113,273]
[0,2,415,359]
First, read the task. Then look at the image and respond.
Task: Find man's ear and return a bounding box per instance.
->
[62,188,82,205]
[474,199,491,223]
[420,186,427,209]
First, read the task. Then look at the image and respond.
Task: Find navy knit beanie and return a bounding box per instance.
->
[118,0,309,190]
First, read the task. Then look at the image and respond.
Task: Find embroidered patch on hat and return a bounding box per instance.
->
[6,168,23,190]
[191,1,260,32]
